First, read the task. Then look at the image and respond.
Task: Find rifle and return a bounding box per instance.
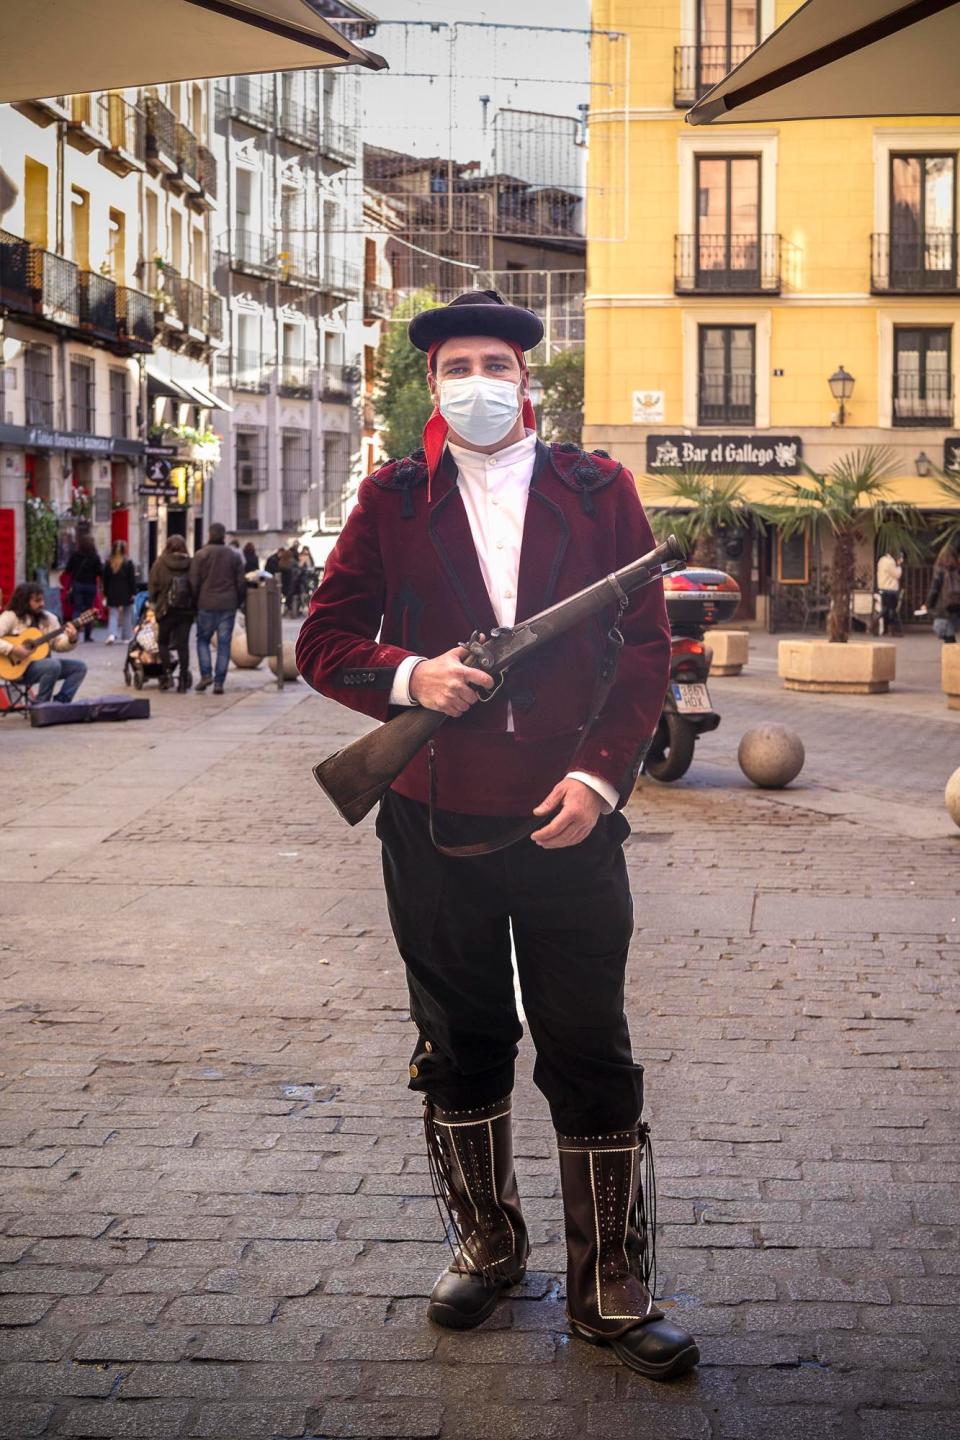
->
[313,533,686,825]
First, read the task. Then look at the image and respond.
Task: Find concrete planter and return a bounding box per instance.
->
[778,639,896,694]
[709,630,749,676]
[942,643,960,710]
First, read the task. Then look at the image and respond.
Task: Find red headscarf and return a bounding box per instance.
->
[422,340,537,501]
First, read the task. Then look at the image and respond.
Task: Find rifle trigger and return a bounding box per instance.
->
[476,672,505,703]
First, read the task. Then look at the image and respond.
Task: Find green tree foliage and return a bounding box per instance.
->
[758,446,922,643]
[25,496,59,581]
[537,348,584,445]
[644,466,756,567]
[374,290,441,460]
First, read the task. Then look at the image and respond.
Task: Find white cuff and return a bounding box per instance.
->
[566,770,619,814]
[389,654,426,707]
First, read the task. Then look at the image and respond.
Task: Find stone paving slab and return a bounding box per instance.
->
[0,633,958,1439]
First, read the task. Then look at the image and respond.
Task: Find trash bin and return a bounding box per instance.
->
[245,574,282,657]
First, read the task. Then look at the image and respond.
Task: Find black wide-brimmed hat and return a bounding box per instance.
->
[408,289,543,355]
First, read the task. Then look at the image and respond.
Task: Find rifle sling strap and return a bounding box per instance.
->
[426,600,629,859]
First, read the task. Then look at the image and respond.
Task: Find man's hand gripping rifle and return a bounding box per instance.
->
[312,534,686,825]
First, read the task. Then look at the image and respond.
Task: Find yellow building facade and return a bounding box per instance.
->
[585,0,960,622]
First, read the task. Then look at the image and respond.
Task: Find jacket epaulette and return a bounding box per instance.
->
[549,442,624,517]
[369,449,429,517]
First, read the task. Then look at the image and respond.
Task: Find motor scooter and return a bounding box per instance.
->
[644,567,741,783]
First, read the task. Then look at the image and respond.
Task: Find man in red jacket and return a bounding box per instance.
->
[296,292,698,1380]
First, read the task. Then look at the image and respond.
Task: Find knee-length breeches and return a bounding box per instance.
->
[377,788,645,1134]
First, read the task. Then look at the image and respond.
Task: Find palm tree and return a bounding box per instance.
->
[644,466,755,566]
[758,446,922,643]
[929,466,960,554]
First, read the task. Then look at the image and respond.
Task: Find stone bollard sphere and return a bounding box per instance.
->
[230,625,263,669]
[268,649,301,680]
[946,767,960,829]
[738,723,805,788]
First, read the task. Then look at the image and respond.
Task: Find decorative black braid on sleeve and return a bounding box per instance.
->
[549,443,623,517]
[369,449,429,518]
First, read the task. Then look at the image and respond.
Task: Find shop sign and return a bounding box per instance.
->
[646,434,803,474]
[138,483,178,499]
[944,439,960,473]
[0,422,144,458]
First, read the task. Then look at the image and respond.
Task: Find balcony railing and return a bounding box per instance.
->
[893,374,954,426]
[157,263,184,325]
[279,96,318,148]
[320,258,361,297]
[217,75,275,129]
[675,234,781,294]
[29,248,79,323]
[144,96,177,172]
[205,291,224,342]
[67,93,111,151]
[278,359,314,397]
[320,363,354,401]
[175,122,200,188]
[0,230,34,312]
[698,372,756,426]
[234,350,271,393]
[226,229,277,277]
[78,272,118,340]
[363,283,392,320]
[871,232,959,293]
[674,44,755,107]
[279,239,319,285]
[117,286,154,350]
[197,145,218,200]
[183,277,206,333]
[100,94,146,172]
[320,117,357,164]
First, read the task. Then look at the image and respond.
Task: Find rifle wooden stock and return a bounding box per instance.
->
[311,533,685,826]
[312,705,448,825]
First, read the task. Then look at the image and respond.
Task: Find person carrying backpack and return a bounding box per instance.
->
[917,541,960,642]
[149,534,196,691]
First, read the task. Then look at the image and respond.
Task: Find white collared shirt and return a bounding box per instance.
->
[388,433,618,812]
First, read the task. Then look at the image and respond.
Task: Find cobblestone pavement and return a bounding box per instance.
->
[0,630,958,1440]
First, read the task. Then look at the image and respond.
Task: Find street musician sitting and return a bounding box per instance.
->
[0,583,87,704]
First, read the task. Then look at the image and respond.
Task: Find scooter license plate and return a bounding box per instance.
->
[673,681,712,714]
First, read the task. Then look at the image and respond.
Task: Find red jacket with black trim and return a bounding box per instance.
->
[296,440,671,816]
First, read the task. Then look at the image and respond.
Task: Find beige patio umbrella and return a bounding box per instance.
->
[686,0,959,125]
[0,0,385,103]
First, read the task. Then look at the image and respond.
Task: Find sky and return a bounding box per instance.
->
[356,0,594,167]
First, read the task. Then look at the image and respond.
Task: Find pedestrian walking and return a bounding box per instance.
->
[296,290,698,1380]
[103,540,138,644]
[917,540,960,641]
[876,549,904,636]
[63,534,102,641]
[190,522,246,693]
[242,540,260,574]
[149,534,196,691]
[295,547,317,614]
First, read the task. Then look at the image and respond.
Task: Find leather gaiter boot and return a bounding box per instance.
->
[423,1095,529,1329]
[557,1122,699,1380]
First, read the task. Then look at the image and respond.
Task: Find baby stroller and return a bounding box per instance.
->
[123,611,177,691]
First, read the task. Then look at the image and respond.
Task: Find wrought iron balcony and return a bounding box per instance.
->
[205,291,223,342]
[893,373,954,426]
[100,95,146,174]
[320,363,354,401]
[225,229,277,278]
[0,229,34,313]
[871,232,959,294]
[675,234,781,294]
[698,372,756,426]
[174,122,200,190]
[320,117,357,165]
[78,271,118,341]
[157,263,184,326]
[278,96,318,148]
[144,96,177,174]
[182,277,206,333]
[673,44,754,107]
[67,93,111,152]
[197,145,218,201]
[217,75,275,129]
[30,248,80,324]
[278,359,315,397]
[319,258,361,298]
[363,283,392,320]
[234,350,271,393]
[117,286,154,351]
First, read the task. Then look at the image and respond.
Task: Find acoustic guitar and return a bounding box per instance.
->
[0,610,97,682]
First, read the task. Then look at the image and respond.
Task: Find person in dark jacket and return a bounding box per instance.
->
[103,540,138,644]
[64,534,102,641]
[919,541,960,641]
[189,522,246,693]
[242,541,260,574]
[149,534,196,691]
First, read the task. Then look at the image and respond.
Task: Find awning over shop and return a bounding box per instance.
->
[186,382,232,412]
[687,0,960,125]
[0,0,386,104]
[145,366,196,403]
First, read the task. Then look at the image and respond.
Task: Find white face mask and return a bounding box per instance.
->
[438,375,522,447]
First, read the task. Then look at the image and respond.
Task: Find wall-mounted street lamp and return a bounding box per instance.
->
[915,450,933,478]
[828,364,855,426]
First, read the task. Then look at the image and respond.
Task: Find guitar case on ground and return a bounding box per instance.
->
[29,694,151,728]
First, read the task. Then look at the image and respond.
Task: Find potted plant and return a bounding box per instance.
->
[760,447,921,693]
[24,495,59,584]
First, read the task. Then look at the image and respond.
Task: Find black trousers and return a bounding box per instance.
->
[158,609,193,677]
[377,789,644,1135]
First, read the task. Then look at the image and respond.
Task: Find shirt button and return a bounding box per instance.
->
[496,539,504,550]
[409,1064,419,1079]
[491,497,499,506]
[424,1041,433,1053]
[503,588,514,600]
[489,458,497,466]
